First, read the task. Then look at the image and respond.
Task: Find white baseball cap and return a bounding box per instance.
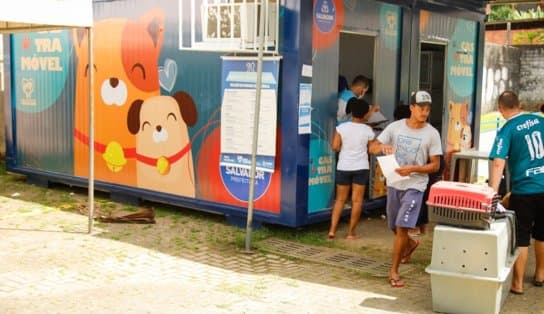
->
[410,90,432,106]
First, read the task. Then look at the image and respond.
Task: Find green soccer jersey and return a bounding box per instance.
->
[490,113,544,194]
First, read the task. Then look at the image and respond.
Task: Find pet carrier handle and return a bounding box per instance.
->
[494,210,517,256]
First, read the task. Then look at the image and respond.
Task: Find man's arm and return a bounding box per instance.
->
[489,158,506,193]
[395,155,441,176]
[369,140,395,155]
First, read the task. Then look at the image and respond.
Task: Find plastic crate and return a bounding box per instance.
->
[426,264,514,314]
[429,220,516,278]
[427,181,500,230]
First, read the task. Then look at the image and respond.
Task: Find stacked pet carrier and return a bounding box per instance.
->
[427,180,500,230]
[424,181,518,314]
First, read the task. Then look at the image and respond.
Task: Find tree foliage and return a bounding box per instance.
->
[488,5,544,22]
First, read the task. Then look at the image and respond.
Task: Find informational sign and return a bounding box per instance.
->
[219,56,280,172]
[218,56,280,202]
[298,83,312,134]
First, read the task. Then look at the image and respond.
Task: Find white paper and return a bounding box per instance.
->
[377,155,409,184]
[220,88,277,156]
[301,64,313,77]
[366,110,388,124]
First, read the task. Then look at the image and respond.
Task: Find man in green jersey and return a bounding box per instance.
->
[490,91,544,294]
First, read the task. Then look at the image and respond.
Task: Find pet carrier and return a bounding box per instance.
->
[427,181,500,230]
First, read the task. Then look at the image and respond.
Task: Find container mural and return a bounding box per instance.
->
[3,0,486,227]
[420,10,479,180]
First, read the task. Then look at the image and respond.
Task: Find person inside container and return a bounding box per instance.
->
[489,91,544,295]
[369,91,442,288]
[337,75,370,125]
[328,98,375,240]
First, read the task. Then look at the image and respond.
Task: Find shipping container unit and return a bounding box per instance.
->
[2,0,486,227]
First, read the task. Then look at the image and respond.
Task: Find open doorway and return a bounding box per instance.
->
[419,42,446,138]
[338,31,384,204]
[338,32,375,104]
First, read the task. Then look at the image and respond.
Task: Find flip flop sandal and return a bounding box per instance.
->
[346,235,357,240]
[389,277,405,288]
[510,289,524,295]
[327,233,335,241]
[533,277,544,287]
[401,239,420,264]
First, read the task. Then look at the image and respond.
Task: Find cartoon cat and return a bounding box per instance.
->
[72,9,164,186]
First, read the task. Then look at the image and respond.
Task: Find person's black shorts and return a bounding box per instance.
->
[509,193,544,246]
[335,169,369,186]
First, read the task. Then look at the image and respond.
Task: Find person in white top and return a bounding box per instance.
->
[328,98,376,240]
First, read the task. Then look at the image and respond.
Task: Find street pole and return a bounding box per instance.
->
[87,27,95,234]
[244,0,267,252]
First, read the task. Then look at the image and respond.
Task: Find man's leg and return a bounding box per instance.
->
[390,226,410,285]
[534,240,544,283]
[511,246,528,293]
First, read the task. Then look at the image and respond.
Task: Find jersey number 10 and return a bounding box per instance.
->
[525,131,544,160]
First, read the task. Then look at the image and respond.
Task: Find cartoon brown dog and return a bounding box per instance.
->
[128,92,197,197]
[73,9,164,186]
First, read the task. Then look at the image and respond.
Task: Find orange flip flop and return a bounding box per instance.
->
[389,277,405,288]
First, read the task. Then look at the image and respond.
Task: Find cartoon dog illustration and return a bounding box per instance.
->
[460,125,472,151]
[445,101,472,180]
[372,162,387,198]
[447,101,470,152]
[127,92,197,197]
[72,9,164,186]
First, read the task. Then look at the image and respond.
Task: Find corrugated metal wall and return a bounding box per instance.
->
[12,31,75,174]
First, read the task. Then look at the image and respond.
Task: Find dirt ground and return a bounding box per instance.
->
[0,166,543,313]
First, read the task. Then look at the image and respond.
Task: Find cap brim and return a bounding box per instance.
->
[415,102,431,106]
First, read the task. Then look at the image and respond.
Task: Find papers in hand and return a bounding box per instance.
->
[377,155,409,184]
[365,110,388,125]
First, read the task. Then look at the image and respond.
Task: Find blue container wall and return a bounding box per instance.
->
[5,0,311,226]
[10,32,75,174]
[3,0,485,227]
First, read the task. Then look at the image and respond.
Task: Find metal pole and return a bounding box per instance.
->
[244,0,267,252]
[87,27,95,234]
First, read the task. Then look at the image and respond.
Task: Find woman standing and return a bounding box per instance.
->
[328,98,375,240]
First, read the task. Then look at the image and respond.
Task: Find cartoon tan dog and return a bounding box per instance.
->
[72,9,164,186]
[447,101,470,152]
[128,92,197,197]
